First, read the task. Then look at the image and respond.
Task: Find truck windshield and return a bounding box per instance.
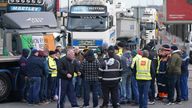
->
[145,23,156,30]
[67,15,108,31]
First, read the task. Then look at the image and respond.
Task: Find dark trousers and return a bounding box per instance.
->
[18,74,27,100]
[101,82,119,108]
[83,80,99,107]
[168,75,181,102]
[48,75,58,100]
[28,77,41,104]
[75,77,83,97]
[40,76,48,102]
[57,79,78,108]
[180,72,189,100]
[149,78,156,101]
[138,80,151,108]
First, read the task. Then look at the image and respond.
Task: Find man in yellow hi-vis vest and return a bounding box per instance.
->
[47,51,58,101]
[134,50,155,108]
[130,50,142,105]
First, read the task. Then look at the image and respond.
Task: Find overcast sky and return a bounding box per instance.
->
[120,0,163,8]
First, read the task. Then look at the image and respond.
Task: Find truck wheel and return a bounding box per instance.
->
[0,73,11,102]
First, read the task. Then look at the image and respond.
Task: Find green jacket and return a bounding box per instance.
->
[167,50,182,75]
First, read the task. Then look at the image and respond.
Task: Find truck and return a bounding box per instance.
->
[140,8,159,46]
[0,1,65,102]
[66,0,117,49]
[116,10,140,49]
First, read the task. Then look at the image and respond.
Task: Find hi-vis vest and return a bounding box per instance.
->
[136,57,152,80]
[48,56,57,77]
[131,54,142,69]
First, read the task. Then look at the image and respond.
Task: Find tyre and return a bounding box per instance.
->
[0,73,12,102]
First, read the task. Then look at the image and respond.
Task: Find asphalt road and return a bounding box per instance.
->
[0,66,192,108]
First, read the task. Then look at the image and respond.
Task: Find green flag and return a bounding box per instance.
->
[20,34,33,49]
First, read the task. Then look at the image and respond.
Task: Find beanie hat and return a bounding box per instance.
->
[108,46,115,52]
[49,51,56,55]
[85,49,94,57]
[171,45,178,51]
[131,50,137,56]
[84,49,95,62]
[162,44,171,51]
[95,47,101,54]
[31,49,38,55]
[117,41,125,48]
[22,48,30,58]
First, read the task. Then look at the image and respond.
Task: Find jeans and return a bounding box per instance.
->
[126,76,132,101]
[119,74,128,101]
[149,78,156,102]
[167,75,181,102]
[40,76,48,102]
[138,80,151,108]
[131,76,139,103]
[57,79,78,108]
[28,77,41,104]
[75,77,83,97]
[97,82,103,97]
[180,72,189,100]
[83,80,99,107]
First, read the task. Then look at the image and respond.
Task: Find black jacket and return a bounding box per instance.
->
[26,55,44,77]
[57,56,78,80]
[99,57,122,84]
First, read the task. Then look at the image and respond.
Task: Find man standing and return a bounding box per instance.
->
[134,50,154,108]
[167,45,182,105]
[26,49,44,105]
[180,46,189,101]
[18,48,30,102]
[57,49,79,108]
[47,51,58,101]
[80,49,100,108]
[99,46,122,108]
[130,50,141,105]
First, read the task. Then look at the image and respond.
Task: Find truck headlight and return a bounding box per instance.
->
[26,0,30,3]
[37,0,43,4]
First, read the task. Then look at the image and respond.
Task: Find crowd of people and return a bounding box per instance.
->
[17,42,190,108]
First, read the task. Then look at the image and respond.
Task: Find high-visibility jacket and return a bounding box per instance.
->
[48,56,57,77]
[136,57,152,80]
[117,48,123,57]
[131,54,142,69]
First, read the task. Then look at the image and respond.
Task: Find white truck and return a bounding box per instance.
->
[141,8,158,45]
[66,0,117,48]
[116,11,140,49]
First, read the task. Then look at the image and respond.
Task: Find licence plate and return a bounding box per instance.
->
[79,40,96,46]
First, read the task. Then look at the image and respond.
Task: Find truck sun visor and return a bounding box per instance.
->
[2,12,58,29]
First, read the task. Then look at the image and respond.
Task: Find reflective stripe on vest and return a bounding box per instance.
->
[102,77,121,81]
[48,56,57,77]
[156,56,160,74]
[136,58,152,80]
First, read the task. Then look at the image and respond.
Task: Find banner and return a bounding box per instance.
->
[20,34,55,51]
[32,36,45,50]
[165,0,192,23]
[43,34,55,51]
[20,34,33,49]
